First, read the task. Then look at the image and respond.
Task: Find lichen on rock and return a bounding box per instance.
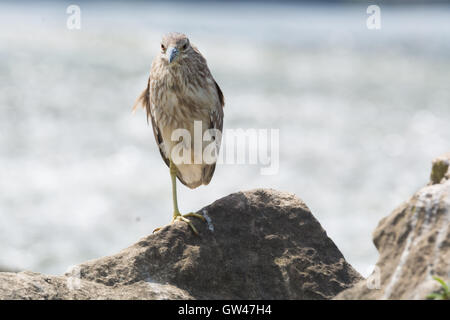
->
[430,152,450,184]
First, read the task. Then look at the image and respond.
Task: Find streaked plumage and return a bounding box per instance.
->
[134,32,224,189]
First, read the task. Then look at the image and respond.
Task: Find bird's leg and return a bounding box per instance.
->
[153,161,206,235]
[169,160,205,235]
[170,159,181,216]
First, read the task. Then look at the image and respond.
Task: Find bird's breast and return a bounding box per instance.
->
[152,84,212,127]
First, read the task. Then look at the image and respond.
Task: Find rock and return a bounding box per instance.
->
[335,153,450,300]
[0,271,192,300]
[0,189,361,300]
[430,152,450,185]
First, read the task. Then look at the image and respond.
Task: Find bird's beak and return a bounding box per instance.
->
[167,47,178,64]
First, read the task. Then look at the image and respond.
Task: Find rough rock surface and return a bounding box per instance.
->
[336,153,450,300]
[0,271,192,300]
[0,189,361,300]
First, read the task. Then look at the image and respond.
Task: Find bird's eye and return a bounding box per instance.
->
[161,44,166,51]
[182,43,188,50]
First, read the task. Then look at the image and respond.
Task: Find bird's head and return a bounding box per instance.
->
[160,32,192,65]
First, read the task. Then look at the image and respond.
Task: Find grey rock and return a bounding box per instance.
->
[0,271,192,300]
[0,189,361,300]
[336,153,450,300]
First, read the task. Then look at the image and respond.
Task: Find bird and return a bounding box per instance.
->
[133,32,224,235]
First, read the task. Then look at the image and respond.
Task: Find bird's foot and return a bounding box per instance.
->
[172,212,206,235]
[153,212,206,235]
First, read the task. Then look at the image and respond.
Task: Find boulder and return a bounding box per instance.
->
[335,153,450,300]
[0,189,361,300]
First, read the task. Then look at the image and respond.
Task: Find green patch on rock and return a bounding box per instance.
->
[430,160,449,184]
[426,276,449,300]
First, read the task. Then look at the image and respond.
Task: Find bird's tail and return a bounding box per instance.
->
[132,85,152,124]
[132,89,148,114]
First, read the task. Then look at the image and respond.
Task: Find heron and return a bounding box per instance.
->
[133,32,224,235]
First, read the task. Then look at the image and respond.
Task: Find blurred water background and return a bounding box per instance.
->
[0,1,449,276]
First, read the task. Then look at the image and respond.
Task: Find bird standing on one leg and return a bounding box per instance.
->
[133,32,224,235]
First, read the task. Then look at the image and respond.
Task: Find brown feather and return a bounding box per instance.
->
[133,32,224,188]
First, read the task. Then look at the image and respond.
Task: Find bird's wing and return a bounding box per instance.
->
[133,78,170,164]
[202,80,224,185]
[149,106,170,170]
[211,80,224,134]
[215,80,225,110]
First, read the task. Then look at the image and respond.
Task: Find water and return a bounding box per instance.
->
[0,1,449,276]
